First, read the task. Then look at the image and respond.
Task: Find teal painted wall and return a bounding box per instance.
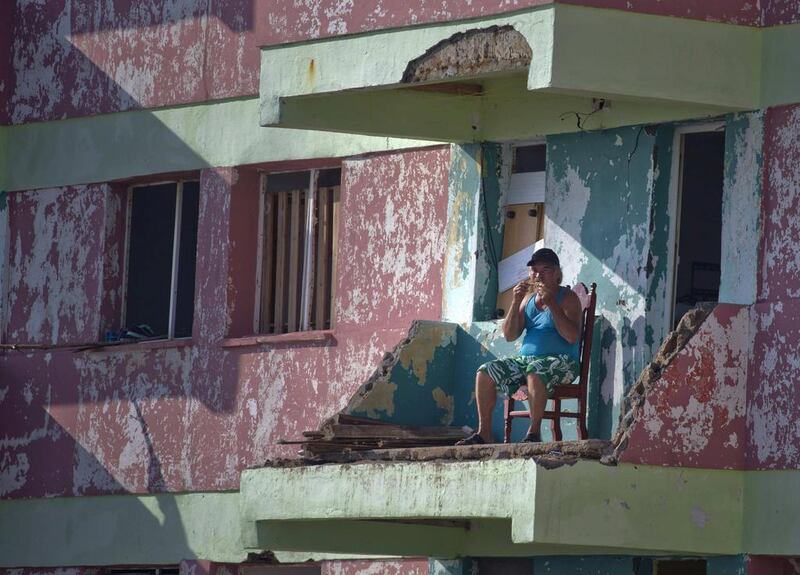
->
[546,125,672,439]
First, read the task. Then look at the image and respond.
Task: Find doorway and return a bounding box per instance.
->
[668,126,725,328]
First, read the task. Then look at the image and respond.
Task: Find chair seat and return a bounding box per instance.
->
[511,382,579,402]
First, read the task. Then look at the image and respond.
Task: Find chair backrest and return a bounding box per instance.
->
[572,282,597,389]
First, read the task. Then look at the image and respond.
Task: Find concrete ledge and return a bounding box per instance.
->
[240,460,744,557]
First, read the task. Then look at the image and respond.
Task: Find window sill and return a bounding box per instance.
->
[220,330,335,348]
[84,337,194,353]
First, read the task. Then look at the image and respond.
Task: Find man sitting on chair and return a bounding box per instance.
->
[457,248,582,445]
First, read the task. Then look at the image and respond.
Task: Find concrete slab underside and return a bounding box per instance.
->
[240,458,746,557]
[259,4,800,140]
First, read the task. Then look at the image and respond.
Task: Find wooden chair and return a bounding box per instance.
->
[503,282,597,442]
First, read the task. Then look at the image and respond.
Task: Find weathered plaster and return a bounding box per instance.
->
[402,26,531,84]
[620,305,750,469]
[747,300,800,469]
[546,126,662,439]
[758,104,800,302]
[442,144,480,324]
[322,558,429,575]
[4,185,108,344]
[720,112,764,306]
[0,148,459,498]
[344,321,458,426]
[241,460,745,556]
[337,147,449,330]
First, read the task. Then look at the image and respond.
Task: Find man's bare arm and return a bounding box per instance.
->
[502,283,530,342]
[547,291,581,344]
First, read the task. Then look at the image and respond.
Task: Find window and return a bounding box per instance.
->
[257,168,340,334]
[496,143,547,318]
[124,180,200,339]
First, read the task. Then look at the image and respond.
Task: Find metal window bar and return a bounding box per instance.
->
[167,181,184,340]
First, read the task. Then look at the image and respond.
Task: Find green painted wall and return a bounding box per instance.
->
[3,97,431,192]
[721,111,764,306]
[0,491,245,567]
[546,125,670,439]
[443,144,483,324]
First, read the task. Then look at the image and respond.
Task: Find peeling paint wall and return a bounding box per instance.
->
[5,1,780,125]
[321,558,429,575]
[747,103,800,470]
[620,305,750,469]
[4,185,109,345]
[0,146,454,498]
[546,126,669,439]
[721,112,764,306]
[337,147,449,330]
[442,144,481,324]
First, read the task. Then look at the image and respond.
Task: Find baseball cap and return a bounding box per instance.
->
[526,247,560,268]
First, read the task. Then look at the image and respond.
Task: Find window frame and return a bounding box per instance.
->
[254,167,340,335]
[121,179,199,340]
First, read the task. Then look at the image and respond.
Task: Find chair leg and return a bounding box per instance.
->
[551,398,563,442]
[578,400,588,440]
[503,397,513,443]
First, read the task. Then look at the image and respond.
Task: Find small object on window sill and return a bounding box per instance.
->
[220,330,335,348]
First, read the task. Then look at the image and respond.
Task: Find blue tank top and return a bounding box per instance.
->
[520,286,580,360]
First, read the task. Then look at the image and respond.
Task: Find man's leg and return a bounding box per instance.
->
[475,370,497,442]
[526,373,547,439]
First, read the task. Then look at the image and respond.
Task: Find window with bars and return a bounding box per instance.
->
[257,168,340,334]
[124,180,199,339]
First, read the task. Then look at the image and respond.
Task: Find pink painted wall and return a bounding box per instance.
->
[5,0,781,125]
[4,185,110,345]
[747,104,800,470]
[620,305,749,469]
[0,145,451,498]
[622,104,800,471]
[321,558,429,575]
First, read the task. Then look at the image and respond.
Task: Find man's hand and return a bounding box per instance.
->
[512,281,529,302]
[539,284,557,308]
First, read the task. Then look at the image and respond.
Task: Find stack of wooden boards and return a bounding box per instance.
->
[280,414,469,460]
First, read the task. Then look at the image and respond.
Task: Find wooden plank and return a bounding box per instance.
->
[324,423,467,440]
[501,202,543,259]
[273,191,287,334]
[260,192,275,333]
[287,189,301,332]
[329,186,341,329]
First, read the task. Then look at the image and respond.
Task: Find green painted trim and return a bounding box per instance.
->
[547,5,761,108]
[258,8,555,127]
[761,22,800,107]
[0,491,245,567]
[240,461,746,557]
[4,464,800,566]
[260,5,800,141]
[3,97,432,192]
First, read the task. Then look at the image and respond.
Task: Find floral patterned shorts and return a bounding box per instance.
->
[478,354,579,397]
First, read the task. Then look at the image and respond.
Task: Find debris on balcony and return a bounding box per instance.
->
[278,414,468,460]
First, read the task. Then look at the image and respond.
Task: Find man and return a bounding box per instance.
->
[456,248,582,444]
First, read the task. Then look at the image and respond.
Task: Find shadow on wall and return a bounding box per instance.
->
[2,407,195,567]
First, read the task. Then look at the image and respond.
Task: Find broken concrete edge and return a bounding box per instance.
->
[261,439,615,469]
[401,25,532,84]
[334,319,428,424]
[608,303,716,462]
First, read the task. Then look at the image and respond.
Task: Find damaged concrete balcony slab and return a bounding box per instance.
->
[259,4,800,142]
[239,456,744,558]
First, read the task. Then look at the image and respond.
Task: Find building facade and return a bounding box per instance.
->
[2,1,800,574]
